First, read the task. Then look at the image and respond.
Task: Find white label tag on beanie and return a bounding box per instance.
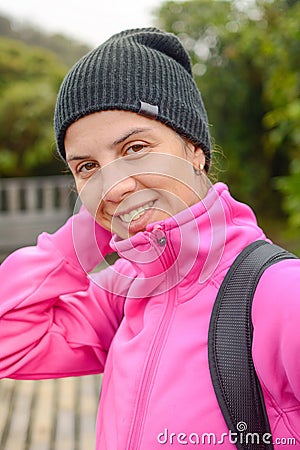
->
[139,101,159,118]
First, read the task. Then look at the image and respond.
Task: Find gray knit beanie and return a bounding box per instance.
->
[54,27,211,169]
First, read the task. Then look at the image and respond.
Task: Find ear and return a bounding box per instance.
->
[190,145,206,172]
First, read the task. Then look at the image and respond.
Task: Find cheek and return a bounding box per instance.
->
[137,172,196,207]
[159,177,200,211]
[149,173,195,196]
[75,179,103,218]
[137,173,161,187]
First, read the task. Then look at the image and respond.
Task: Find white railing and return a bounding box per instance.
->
[0,175,77,257]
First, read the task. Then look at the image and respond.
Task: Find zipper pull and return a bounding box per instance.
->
[151,225,167,247]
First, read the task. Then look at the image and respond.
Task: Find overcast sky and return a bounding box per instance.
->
[0,0,164,46]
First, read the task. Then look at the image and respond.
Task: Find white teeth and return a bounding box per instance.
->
[119,201,154,223]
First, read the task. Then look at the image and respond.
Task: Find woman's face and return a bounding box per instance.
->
[65,110,207,239]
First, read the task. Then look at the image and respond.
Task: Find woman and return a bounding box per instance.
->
[0,28,299,449]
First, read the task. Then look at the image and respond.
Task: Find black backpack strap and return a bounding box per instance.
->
[208,240,297,450]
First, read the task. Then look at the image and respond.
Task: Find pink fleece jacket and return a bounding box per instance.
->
[0,183,299,449]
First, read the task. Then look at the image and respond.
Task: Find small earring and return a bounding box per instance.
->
[194,164,204,175]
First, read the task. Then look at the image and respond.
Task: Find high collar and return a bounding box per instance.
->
[109,183,266,297]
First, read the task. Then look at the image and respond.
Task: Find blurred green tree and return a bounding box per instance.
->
[0,38,67,177]
[156,0,300,237]
[0,14,91,66]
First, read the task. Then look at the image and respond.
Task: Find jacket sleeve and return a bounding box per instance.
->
[0,208,125,380]
[252,258,300,403]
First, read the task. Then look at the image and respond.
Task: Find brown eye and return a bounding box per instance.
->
[125,144,145,155]
[78,162,99,173]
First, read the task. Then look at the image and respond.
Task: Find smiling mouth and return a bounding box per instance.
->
[119,201,155,223]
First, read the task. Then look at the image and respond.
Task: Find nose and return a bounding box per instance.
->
[102,177,137,203]
[100,161,137,203]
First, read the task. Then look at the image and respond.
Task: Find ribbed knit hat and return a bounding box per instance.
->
[54,27,211,169]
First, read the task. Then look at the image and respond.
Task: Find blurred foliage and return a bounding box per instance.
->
[275,159,300,228]
[0,38,68,176]
[0,14,91,178]
[0,14,91,66]
[156,0,300,242]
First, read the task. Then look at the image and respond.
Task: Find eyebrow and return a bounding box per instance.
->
[112,127,152,146]
[66,127,152,163]
[66,154,92,163]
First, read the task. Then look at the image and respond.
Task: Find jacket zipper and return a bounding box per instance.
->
[126,227,177,450]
